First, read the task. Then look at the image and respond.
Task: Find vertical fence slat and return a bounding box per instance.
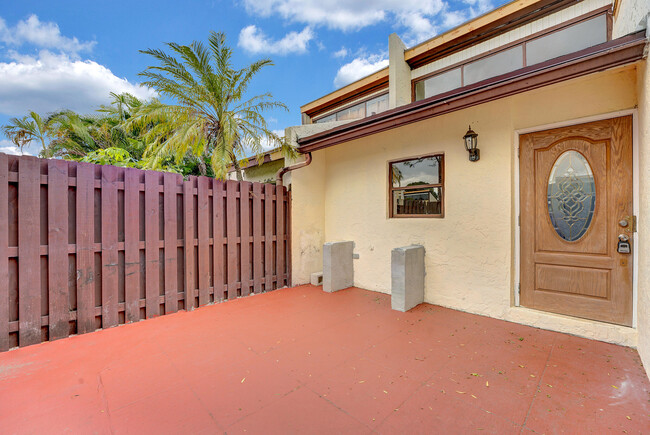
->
[264,183,274,292]
[276,185,285,289]
[213,180,224,301]
[226,180,237,299]
[48,159,69,340]
[183,179,195,310]
[76,163,95,334]
[144,171,160,318]
[286,190,292,287]
[240,181,251,297]
[0,154,8,350]
[252,183,263,294]
[18,157,41,346]
[197,177,209,306]
[124,168,140,322]
[101,165,119,328]
[163,173,179,314]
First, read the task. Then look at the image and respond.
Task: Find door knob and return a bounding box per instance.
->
[619,219,628,228]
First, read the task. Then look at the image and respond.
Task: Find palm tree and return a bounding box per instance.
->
[129,31,296,180]
[2,111,50,153]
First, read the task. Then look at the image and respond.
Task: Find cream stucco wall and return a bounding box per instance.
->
[636,60,650,372]
[291,65,643,347]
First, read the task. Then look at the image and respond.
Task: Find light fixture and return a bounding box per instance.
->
[463,125,479,162]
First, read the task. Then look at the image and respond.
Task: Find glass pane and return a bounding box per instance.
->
[391,156,441,188]
[464,46,523,85]
[526,15,607,66]
[336,102,365,121]
[393,187,442,216]
[315,113,336,123]
[366,94,389,116]
[415,68,462,101]
[547,151,596,242]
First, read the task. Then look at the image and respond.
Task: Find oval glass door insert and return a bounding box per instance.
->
[547,150,596,241]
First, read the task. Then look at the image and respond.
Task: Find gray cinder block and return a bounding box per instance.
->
[323,241,354,293]
[391,245,425,312]
[311,272,323,286]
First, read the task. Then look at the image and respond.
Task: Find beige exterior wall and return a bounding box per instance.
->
[636,60,650,371]
[613,0,650,38]
[290,65,643,347]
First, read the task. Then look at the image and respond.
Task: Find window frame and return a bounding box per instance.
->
[312,91,389,124]
[388,153,445,219]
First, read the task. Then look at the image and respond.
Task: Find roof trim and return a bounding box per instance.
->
[297,32,646,153]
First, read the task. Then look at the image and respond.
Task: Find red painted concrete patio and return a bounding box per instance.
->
[1,285,648,434]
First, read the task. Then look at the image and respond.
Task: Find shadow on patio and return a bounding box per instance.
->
[0,285,648,434]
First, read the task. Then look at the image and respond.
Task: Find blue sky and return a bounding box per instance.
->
[0,0,508,156]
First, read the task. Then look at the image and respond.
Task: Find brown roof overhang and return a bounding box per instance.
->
[297,32,647,153]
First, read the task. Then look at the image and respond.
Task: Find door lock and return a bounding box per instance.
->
[617,234,631,254]
[620,215,637,233]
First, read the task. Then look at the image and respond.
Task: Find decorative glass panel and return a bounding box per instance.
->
[393,187,442,216]
[391,156,441,188]
[547,151,596,241]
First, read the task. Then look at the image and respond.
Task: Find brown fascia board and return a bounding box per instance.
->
[405,0,581,68]
[297,32,647,153]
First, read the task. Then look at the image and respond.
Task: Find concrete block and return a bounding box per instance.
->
[323,241,354,293]
[391,245,425,312]
[311,272,323,286]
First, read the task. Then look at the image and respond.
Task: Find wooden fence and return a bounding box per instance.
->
[0,154,291,351]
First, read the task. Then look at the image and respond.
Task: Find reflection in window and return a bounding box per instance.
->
[389,155,444,217]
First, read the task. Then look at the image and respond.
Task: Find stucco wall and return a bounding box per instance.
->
[291,65,642,346]
[636,60,650,371]
[613,0,650,38]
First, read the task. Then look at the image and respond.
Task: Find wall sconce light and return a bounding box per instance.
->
[463,126,479,162]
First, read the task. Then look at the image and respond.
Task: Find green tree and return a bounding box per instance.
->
[130,31,296,180]
[2,111,50,153]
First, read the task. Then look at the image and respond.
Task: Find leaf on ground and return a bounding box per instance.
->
[470,373,479,376]
[383,390,388,394]
[626,416,631,420]
[241,377,246,383]
[519,365,526,368]
[456,391,466,394]
[471,394,477,399]
[612,385,618,389]
[486,381,489,387]
[358,380,365,383]
[530,374,536,378]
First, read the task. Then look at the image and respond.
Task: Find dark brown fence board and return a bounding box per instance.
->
[123,168,140,322]
[240,181,251,296]
[197,176,210,305]
[252,183,263,294]
[276,185,285,288]
[76,163,96,334]
[226,180,238,300]
[163,172,179,314]
[144,171,160,318]
[212,179,224,301]
[264,184,274,291]
[0,154,290,351]
[101,165,119,328]
[18,157,41,346]
[0,154,8,351]
[47,159,70,340]
[183,179,195,310]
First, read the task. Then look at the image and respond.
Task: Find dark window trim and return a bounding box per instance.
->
[313,91,389,123]
[388,153,445,219]
[411,6,612,102]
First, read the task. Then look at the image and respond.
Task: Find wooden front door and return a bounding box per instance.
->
[520,116,633,326]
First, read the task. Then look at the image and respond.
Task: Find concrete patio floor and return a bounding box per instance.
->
[0,285,648,434]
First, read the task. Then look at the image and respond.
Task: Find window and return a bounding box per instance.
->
[314,92,389,123]
[389,154,444,218]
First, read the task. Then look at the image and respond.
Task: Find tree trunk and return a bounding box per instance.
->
[232,158,244,181]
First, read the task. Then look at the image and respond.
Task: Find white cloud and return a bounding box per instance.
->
[238,25,314,55]
[334,54,388,88]
[0,50,156,116]
[241,0,495,45]
[332,47,348,58]
[0,139,32,156]
[0,15,95,56]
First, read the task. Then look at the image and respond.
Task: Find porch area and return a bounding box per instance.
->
[1,285,648,434]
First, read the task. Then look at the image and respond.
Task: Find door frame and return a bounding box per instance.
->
[513,109,639,327]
